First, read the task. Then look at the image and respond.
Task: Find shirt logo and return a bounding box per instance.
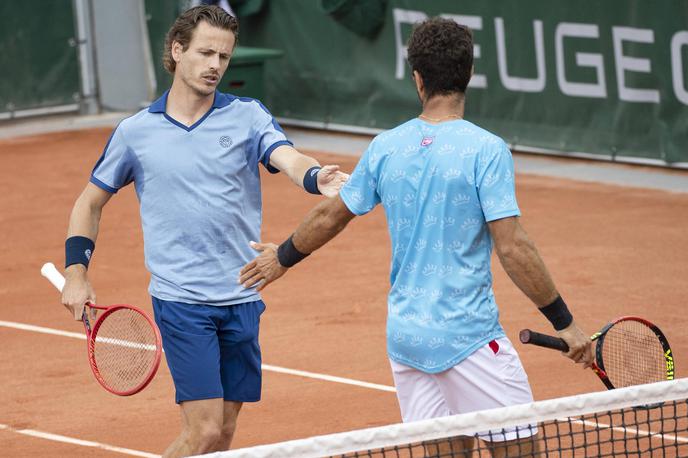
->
[421,136,434,147]
[219,136,233,148]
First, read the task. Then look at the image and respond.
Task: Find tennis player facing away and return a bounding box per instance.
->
[240,17,593,457]
[60,5,347,457]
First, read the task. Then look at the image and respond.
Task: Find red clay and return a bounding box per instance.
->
[1,128,686,456]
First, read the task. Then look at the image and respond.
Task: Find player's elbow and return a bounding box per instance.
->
[494,230,534,263]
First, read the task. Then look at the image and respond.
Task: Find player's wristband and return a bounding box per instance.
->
[277,235,310,268]
[303,166,322,195]
[65,236,95,269]
[539,295,573,331]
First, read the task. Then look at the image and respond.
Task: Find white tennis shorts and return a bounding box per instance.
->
[390,336,537,442]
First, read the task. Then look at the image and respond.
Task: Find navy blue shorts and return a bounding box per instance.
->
[152,297,266,404]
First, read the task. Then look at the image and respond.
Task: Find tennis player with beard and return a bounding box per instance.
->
[240,17,592,457]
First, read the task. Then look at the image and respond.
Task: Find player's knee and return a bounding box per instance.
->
[216,422,237,450]
[192,420,223,451]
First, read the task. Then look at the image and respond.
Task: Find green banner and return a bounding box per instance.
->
[0,1,80,114]
[239,0,688,165]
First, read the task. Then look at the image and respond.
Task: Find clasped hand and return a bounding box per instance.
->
[317,165,349,197]
[239,242,288,291]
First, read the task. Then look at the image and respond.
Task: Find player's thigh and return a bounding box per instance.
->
[217,300,266,402]
[179,398,225,432]
[222,401,242,425]
[436,337,534,413]
[219,401,243,436]
[435,337,537,442]
[152,297,224,403]
[389,359,451,422]
[487,434,541,458]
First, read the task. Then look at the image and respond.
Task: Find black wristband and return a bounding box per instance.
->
[277,235,310,268]
[65,236,95,269]
[539,295,573,331]
[303,166,322,195]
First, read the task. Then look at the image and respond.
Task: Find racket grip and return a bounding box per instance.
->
[41,262,65,292]
[519,329,570,352]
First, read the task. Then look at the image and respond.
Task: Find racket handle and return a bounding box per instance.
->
[41,262,65,292]
[519,329,570,352]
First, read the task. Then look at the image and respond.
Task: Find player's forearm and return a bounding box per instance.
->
[495,231,559,307]
[281,153,320,189]
[291,197,354,254]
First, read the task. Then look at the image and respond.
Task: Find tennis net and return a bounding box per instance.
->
[198,378,688,457]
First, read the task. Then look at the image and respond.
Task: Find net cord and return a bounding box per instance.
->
[194,378,688,458]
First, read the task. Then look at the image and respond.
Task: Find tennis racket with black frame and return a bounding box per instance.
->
[520,316,674,390]
[41,262,162,396]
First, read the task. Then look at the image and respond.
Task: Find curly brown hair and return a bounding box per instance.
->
[407,18,473,97]
[163,5,239,74]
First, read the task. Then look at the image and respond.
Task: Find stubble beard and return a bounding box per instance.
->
[180,69,216,98]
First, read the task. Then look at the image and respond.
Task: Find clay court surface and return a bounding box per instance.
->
[1,127,687,456]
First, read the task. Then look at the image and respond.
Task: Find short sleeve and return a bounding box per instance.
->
[90,125,135,193]
[254,102,293,174]
[476,141,520,222]
[339,145,381,216]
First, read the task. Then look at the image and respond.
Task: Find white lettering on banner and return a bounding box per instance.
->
[555,23,607,98]
[441,14,486,88]
[495,18,546,92]
[671,31,688,105]
[393,8,428,80]
[612,27,660,103]
[391,8,686,105]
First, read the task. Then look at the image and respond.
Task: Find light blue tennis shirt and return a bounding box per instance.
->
[91,90,291,305]
[339,118,521,373]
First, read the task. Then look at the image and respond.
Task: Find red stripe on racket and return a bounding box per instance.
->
[41,262,162,396]
[520,316,674,390]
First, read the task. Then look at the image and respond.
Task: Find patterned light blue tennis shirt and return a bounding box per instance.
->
[91,90,291,305]
[339,118,521,373]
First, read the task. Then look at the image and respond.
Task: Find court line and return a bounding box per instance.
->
[261,364,396,392]
[0,320,396,393]
[0,423,160,458]
[576,419,688,444]
[0,320,84,340]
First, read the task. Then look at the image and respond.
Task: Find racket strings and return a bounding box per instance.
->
[602,320,667,388]
[92,308,158,393]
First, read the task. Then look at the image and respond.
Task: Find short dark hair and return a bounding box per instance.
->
[407,18,473,97]
[163,5,239,74]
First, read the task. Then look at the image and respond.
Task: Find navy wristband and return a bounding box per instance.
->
[539,295,573,331]
[277,235,309,268]
[303,166,322,195]
[65,236,95,269]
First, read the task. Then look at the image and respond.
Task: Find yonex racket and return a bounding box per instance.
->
[520,316,674,390]
[41,262,162,396]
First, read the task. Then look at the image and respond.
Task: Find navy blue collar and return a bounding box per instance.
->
[148,91,168,113]
[148,90,235,132]
[148,90,234,113]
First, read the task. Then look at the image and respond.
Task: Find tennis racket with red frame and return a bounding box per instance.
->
[41,262,162,396]
[520,316,674,390]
